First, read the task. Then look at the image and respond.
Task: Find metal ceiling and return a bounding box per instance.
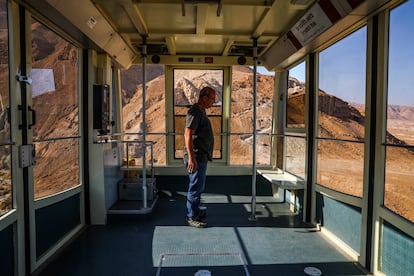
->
[32,0,394,69]
[93,0,314,57]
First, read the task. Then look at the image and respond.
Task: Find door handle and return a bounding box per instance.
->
[28,106,36,129]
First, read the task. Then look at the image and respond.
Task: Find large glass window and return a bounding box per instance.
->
[317,27,367,197]
[230,66,274,165]
[31,19,80,199]
[287,62,306,129]
[285,136,306,178]
[284,62,307,178]
[173,68,223,160]
[385,1,414,223]
[0,0,11,217]
[120,64,166,165]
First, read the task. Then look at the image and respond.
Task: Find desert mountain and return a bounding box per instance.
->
[121,65,275,164]
[121,65,413,149]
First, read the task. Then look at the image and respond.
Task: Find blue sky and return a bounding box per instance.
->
[319,27,367,104]
[288,1,414,106]
[388,0,414,106]
[257,66,274,75]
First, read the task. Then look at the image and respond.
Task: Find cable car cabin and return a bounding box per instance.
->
[1,0,414,275]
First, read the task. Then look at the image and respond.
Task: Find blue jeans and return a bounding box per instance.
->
[185,161,207,220]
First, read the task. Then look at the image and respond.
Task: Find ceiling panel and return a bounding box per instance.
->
[174,35,226,55]
[33,0,388,69]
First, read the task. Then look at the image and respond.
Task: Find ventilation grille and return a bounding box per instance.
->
[228,45,266,56]
[133,43,169,55]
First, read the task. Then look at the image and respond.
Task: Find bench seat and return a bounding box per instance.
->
[257,169,305,190]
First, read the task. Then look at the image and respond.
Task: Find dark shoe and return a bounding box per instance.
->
[187,219,207,228]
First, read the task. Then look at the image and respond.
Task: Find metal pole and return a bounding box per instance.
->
[141,36,148,208]
[249,37,258,221]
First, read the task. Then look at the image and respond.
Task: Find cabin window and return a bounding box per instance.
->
[317,27,367,197]
[287,62,306,129]
[285,136,306,178]
[173,68,223,160]
[230,66,274,165]
[31,19,80,199]
[0,0,12,217]
[120,64,166,165]
[385,1,414,223]
[284,62,307,178]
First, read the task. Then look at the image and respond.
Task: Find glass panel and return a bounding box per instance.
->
[121,140,157,172]
[34,139,79,198]
[231,66,253,165]
[387,1,414,146]
[173,69,223,160]
[31,19,80,199]
[31,21,79,139]
[384,146,414,222]
[0,0,12,217]
[317,140,364,197]
[316,28,366,198]
[0,145,12,217]
[256,134,272,165]
[385,1,414,223]
[318,27,367,141]
[256,67,274,166]
[174,115,185,159]
[229,135,271,166]
[0,0,9,143]
[286,136,306,178]
[147,134,166,165]
[120,64,166,165]
[229,134,252,165]
[230,66,274,165]
[287,61,306,129]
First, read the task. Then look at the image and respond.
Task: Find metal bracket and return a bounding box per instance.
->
[19,144,36,168]
[16,74,32,85]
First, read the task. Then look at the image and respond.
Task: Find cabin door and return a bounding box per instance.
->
[17,8,83,273]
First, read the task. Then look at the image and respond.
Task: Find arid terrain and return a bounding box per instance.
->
[121,65,275,165]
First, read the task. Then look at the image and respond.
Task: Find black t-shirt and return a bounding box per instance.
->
[184,104,214,162]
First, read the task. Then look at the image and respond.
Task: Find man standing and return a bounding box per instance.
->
[184,86,216,228]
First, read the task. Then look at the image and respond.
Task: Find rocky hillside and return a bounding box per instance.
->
[120,65,414,164]
[121,65,275,164]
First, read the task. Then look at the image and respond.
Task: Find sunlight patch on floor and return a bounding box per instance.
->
[152,226,351,268]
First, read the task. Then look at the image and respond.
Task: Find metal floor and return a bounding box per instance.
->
[36,177,370,276]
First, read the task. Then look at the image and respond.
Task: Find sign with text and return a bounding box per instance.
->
[290,3,332,46]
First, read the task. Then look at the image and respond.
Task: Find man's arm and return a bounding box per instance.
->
[184,127,197,173]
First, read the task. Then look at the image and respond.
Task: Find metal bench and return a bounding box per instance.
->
[257,169,305,212]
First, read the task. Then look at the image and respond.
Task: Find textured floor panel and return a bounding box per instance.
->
[237,227,350,264]
[153,226,244,265]
[153,225,350,268]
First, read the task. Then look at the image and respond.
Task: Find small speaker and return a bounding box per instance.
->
[151,55,160,64]
[237,56,246,65]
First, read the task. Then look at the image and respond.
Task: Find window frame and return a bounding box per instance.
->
[166,65,230,166]
[29,16,83,202]
[315,25,368,199]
